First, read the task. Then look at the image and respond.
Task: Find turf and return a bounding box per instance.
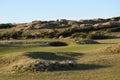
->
[0,39,120,80]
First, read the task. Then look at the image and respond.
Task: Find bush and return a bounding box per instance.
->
[0,24,14,29]
[71,32,108,39]
[10,31,22,39]
[0,32,11,40]
[0,33,4,39]
[86,33,107,39]
[22,32,32,39]
[106,27,120,32]
[71,33,87,38]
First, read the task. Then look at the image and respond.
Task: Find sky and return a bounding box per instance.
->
[0,0,120,23]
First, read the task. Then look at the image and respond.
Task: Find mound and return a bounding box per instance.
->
[102,44,120,54]
[74,39,100,44]
[0,52,80,72]
[10,60,76,72]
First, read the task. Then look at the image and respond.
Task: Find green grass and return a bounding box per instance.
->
[0,44,112,56]
[0,39,120,80]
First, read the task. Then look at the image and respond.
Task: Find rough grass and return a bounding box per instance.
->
[0,38,120,80]
[0,52,82,72]
[74,39,100,44]
[100,44,120,54]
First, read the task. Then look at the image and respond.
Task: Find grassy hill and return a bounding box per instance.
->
[0,16,120,40]
[0,16,120,80]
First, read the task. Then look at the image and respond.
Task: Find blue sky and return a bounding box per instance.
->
[0,0,120,23]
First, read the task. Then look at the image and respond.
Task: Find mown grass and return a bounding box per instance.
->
[0,39,120,80]
[0,38,115,56]
[0,44,112,56]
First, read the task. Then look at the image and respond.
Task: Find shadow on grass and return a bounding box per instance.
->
[25,52,83,61]
[48,64,109,71]
[23,52,109,71]
[74,63,109,70]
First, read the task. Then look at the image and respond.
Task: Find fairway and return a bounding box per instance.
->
[0,0,120,79]
[0,38,120,80]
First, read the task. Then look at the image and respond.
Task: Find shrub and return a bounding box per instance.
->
[22,32,32,39]
[0,33,4,39]
[0,24,14,29]
[59,29,72,37]
[86,33,107,39]
[1,32,11,40]
[60,19,68,25]
[71,33,87,38]
[106,27,120,32]
[0,31,22,40]
[10,31,22,39]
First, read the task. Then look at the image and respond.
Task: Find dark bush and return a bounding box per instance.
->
[60,19,68,25]
[22,32,33,39]
[0,24,14,29]
[106,27,120,32]
[10,31,22,39]
[49,41,68,46]
[86,33,108,39]
[71,33,87,38]
[0,33,3,39]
